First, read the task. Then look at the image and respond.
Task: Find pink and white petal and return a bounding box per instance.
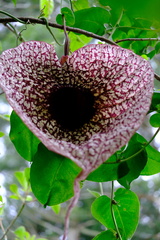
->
[0,41,154,177]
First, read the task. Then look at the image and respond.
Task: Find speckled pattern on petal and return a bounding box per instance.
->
[0,41,154,175]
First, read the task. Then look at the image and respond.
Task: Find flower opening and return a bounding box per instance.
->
[48,86,95,131]
[0,41,154,176]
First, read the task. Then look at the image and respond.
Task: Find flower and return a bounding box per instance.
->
[0,41,154,177]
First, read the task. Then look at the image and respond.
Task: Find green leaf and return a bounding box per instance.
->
[87,153,129,182]
[72,0,90,10]
[91,189,140,239]
[9,184,19,195]
[24,168,30,182]
[118,139,147,188]
[155,42,160,54]
[25,195,33,202]
[12,0,17,6]
[51,204,61,214]
[141,145,160,175]
[9,111,40,161]
[14,226,31,238]
[147,50,156,59]
[56,7,75,26]
[150,113,160,127]
[134,133,160,175]
[30,143,82,206]
[92,229,117,240]
[87,189,101,198]
[0,132,4,137]
[149,92,160,112]
[40,0,54,18]
[73,7,110,35]
[9,195,20,200]
[99,0,160,23]
[69,32,92,52]
[14,168,30,191]
[0,196,4,215]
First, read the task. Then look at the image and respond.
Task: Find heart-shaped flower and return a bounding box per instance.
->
[0,41,154,178]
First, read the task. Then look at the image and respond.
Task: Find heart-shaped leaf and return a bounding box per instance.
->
[30,143,81,206]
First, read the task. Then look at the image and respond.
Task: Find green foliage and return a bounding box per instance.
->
[135,133,160,175]
[9,111,40,161]
[12,0,17,6]
[51,204,61,214]
[87,134,147,186]
[117,139,147,189]
[9,168,33,202]
[0,131,4,137]
[69,32,92,52]
[56,7,75,26]
[91,189,140,239]
[14,226,47,240]
[73,7,110,35]
[0,0,160,239]
[149,92,160,112]
[72,0,90,10]
[30,143,81,206]
[92,229,117,240]
[40,0,54,18]
[99,0,160,23]
[87,153,127,182]
[87,189,101,198]
[0,195,4,216]
[150,113,160,127]
[56,7,110,35]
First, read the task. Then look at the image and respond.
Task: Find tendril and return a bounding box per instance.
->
[40,17,63,46]
[105,127,160,165]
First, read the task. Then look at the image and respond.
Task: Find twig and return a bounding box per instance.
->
[69,0,74,12]
[0,17,118,46]
[154,73,160,81]
[115,37,160,43]
[0,219,7,240]
[0,114,10,122]
[110,181,122,240]
[0,11,25,24]
[1,15,160,82]
[4,23,25,43]
[0,202,26,240]
[62,15,70,56]
[99,183,104,195]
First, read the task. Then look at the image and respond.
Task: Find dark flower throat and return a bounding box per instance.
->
[48,87,95,131]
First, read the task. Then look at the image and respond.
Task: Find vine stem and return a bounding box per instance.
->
[0,16,118,46]
[0,114,10,122]
[110,181,122,240]
[0,202,26,240]
[0,219,7,240]
[99,183,104,195]
[154,73,160,81]
[40,18,63,46]
[62,15,70,56]
[116,37,160,43]
[106,127,160,164]
[69,0,74,12]
[0,15,160,81]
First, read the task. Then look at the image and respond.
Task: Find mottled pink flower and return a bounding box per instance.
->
[0,41,154,178]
